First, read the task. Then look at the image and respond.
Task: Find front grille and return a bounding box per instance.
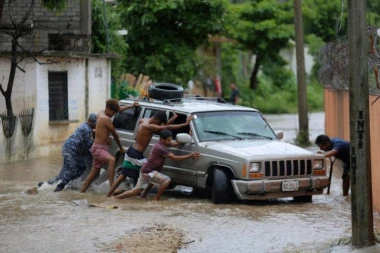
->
[264,159,312,177]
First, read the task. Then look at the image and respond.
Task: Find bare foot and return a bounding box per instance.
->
[113,189,125,196]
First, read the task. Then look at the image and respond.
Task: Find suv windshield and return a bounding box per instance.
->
[192,111,276,142]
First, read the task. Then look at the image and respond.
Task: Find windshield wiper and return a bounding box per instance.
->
[203,130,242,140]
[237,132,273,140]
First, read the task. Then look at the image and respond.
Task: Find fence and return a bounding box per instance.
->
[324,89,380,213]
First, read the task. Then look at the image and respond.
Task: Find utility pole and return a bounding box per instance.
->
[348,0,375,246]
[294,0,309,145]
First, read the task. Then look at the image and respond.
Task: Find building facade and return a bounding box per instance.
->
[0,0,111,162]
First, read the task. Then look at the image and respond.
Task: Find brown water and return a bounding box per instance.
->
[1,112,380,252]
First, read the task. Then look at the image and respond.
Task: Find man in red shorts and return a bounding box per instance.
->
[80,99,139,193]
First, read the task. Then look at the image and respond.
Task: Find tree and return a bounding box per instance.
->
[0,0,66,119]
[91,0,128,82]
[302,0,345,43]
[228,0,294,89]
[117,0,227,84]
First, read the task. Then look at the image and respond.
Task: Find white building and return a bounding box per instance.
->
[0,0,111,162]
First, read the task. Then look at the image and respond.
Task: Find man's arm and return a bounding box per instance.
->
[166,152,200,161]
[146,115,193,132]
[119,101,139,112]
[168,140,182,147]
[319,149,338,158]
[165,115,193,130]
[106,120,125,153]
[166,111,178,125]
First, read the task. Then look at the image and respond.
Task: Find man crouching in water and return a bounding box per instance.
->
[114,129,200,201]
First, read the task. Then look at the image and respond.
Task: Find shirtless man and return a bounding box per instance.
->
[80,99,139,193]
[107,111,192,197]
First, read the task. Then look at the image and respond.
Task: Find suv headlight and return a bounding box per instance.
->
[313,159,326,176]
[313,159,324,170]
[249,162,261,173]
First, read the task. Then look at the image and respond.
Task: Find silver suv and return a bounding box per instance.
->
[110,95,329,204]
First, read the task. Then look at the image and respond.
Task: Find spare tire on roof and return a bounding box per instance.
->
[148,83,184,101]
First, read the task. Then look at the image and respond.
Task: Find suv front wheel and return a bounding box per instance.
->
[212,168,231,204]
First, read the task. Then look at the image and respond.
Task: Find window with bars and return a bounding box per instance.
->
[48,72,68,121]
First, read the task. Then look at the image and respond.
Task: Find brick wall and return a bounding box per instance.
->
[0,0,91,53]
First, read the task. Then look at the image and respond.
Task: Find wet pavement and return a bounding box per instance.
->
[1,112,380,253]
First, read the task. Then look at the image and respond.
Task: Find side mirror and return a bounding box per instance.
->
[176,133,192,143]
[276,132,284,140]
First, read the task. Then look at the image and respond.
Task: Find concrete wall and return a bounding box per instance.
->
[0,0,91,52]
[0,56,111,162]
[324,89,380,212]
[280,42,314,76]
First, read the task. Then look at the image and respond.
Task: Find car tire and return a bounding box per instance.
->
[212,168,231,204]
[293,195,312,203]
[148,83,184,101]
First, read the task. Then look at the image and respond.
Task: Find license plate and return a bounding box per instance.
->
[282,180,299,191]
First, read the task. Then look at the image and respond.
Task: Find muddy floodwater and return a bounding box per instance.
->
[1,112,380,253]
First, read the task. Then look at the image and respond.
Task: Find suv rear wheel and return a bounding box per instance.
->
[212,168,231,204]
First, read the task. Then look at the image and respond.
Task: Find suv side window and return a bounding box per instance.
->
[141,109,190,138]
[168,112,190,139]
[113,106,142,131]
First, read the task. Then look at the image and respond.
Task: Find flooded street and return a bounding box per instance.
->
[1,112,380,253]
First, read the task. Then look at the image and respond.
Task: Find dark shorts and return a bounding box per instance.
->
[121,146,147,177]
[127,146,145,159]
[124,146,147,167]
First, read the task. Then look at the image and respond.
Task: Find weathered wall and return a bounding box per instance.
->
[324,89,380,212]
[0,0,91,52]
[0,56,111,162]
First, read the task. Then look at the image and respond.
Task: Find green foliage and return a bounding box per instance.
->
[226,0,294,89]
[367,0,380,25]
[220,43,249,94]
[92,0,129,82]
[261,55,293,88]
[237,72,323,114]
[230,0,294,52]
[118,0,228,84]
[305,34,325,56]
[41,0,66,13]
[111,81,139,100]
[303,0,345,42]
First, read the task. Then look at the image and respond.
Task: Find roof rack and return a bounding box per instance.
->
[184,96,226,103]
[135,96,181,106]
[123,95,227,105]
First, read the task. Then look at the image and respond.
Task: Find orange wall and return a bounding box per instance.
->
[324,89,350,140]
[324,89,380,211]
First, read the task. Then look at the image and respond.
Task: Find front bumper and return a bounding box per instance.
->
[231,176,330,200]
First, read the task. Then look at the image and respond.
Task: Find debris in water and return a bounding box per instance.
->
[24,186,38,195]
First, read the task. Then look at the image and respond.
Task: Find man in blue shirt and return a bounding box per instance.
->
[315,134,350,196]
[38,113,97,192]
